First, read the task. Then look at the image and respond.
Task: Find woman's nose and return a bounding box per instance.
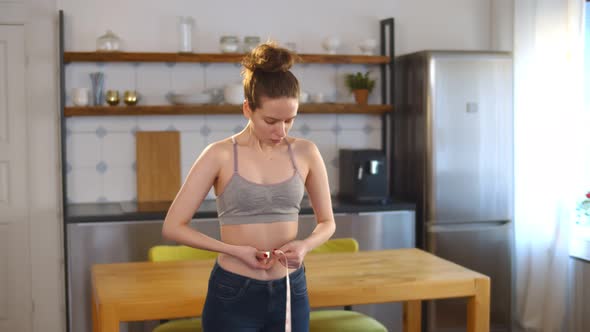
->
[277,122,287,137]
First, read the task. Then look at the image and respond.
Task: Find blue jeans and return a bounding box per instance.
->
[202,261,310,332]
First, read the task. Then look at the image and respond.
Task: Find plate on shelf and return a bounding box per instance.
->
[166,92,212,105]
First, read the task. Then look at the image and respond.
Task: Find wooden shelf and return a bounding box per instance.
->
[63,52,390,64]
[64,103,393,117]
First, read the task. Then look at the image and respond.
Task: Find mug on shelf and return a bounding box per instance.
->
[72,87,89,106]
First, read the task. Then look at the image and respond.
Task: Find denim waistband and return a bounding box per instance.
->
[211,260,305,286]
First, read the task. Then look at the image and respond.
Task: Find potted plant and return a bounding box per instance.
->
[345,71,375,105]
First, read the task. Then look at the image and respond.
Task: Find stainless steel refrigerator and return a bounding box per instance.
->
[392,51,514,332]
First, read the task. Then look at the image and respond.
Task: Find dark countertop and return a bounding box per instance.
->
[66,197,415,223]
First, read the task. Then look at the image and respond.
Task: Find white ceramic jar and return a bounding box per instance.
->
[72,88,89,106]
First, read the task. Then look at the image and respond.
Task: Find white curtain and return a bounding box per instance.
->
[513,1,587,331]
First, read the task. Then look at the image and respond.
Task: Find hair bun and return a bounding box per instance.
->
[242,42,297,73]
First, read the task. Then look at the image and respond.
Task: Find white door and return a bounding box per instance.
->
[0,25,32,332]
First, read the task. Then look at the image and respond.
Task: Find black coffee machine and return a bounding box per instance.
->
[338,149,389,204]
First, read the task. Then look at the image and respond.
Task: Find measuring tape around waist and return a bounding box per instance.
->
[272,249,291,332]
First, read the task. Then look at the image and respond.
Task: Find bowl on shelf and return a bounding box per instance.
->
[166,92,212,105]
[322,36,341,54]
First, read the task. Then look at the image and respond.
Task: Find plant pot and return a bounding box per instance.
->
[353,89,369,105]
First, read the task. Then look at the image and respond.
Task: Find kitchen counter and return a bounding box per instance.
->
[65,197,415,223]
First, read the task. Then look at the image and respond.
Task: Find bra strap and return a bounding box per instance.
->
[286,140,298,173]
[231,136,238,174]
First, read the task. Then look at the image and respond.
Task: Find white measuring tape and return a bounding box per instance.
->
[262,249,291,332]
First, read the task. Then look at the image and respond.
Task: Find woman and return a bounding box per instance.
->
[162,42,336,332]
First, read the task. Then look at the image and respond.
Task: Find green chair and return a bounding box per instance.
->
[308,238,388,332]
[148,245,217,332]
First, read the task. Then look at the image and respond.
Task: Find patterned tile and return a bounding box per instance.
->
[67,133,101,167]
[103,133,134,168]
[96,161,108,174]
[103,166,136,202]
[67,167,102,203]
[200,124,211,137]
[95,126,107,138]
[299,123,311,136]
[331,122,342,135]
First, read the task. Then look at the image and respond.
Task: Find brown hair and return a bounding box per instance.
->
[241,42,300,111]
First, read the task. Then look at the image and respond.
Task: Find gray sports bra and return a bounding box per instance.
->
[216,137,305,225]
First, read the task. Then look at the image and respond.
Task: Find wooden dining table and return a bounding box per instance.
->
[91,248,490,332]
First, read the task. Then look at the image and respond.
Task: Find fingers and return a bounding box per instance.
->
[255,250,271,261]
[254,250,274,270]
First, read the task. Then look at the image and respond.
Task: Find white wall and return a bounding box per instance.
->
[58,0,492,55]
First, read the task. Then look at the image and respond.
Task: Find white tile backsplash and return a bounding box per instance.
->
[136,116,178,131]
[67,133,101,167]
[136,63,172,96]
[102,132,135,167]
[206,130,234,145]
[338,129,382,150]
[203,63,242,90]
[205,114,247,131]
[171,64,206,93]
[305,131,339,194]
[67,116,138,132]
[295,114,337,131]
[337,114,382,130]
[299,64,337,101]
[169,115,206,132]
[67,167,102,203]
[66,63,381,202]
[103,166,136,202]
[96,116,138,132]
[181,131,208,172]
[102,63,135,92]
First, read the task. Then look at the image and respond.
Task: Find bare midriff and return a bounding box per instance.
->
[218,220,299,280]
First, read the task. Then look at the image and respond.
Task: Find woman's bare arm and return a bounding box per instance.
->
[162,142,272,269]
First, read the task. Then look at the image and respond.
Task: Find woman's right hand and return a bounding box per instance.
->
[231,245,275,270]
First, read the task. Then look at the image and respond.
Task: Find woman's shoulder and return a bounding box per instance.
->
[199,136,234,162]
[287,136,320,158]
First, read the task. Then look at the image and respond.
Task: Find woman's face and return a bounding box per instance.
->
[245,96,298,145]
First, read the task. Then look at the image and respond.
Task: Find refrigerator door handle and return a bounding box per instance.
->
[427,220,511,232]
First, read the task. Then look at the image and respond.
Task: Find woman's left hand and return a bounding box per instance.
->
[274,240,309,269]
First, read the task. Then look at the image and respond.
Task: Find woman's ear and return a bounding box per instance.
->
[243,100,252,119]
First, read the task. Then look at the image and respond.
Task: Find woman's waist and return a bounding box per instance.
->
[220,221,298,248]
[217,253,298,280]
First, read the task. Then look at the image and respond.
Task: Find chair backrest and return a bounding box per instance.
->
[309,238,359,254]
[148,245,218,262]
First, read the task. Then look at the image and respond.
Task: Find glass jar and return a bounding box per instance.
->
[178,16,194,53]
[243,36,260,53]
[220,36,239,53]
[96,30,121,52]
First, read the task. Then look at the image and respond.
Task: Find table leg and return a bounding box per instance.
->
[467,277,490,332]
[92,293,100,332]
[403,300,421,332]
[92,297,119,332]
